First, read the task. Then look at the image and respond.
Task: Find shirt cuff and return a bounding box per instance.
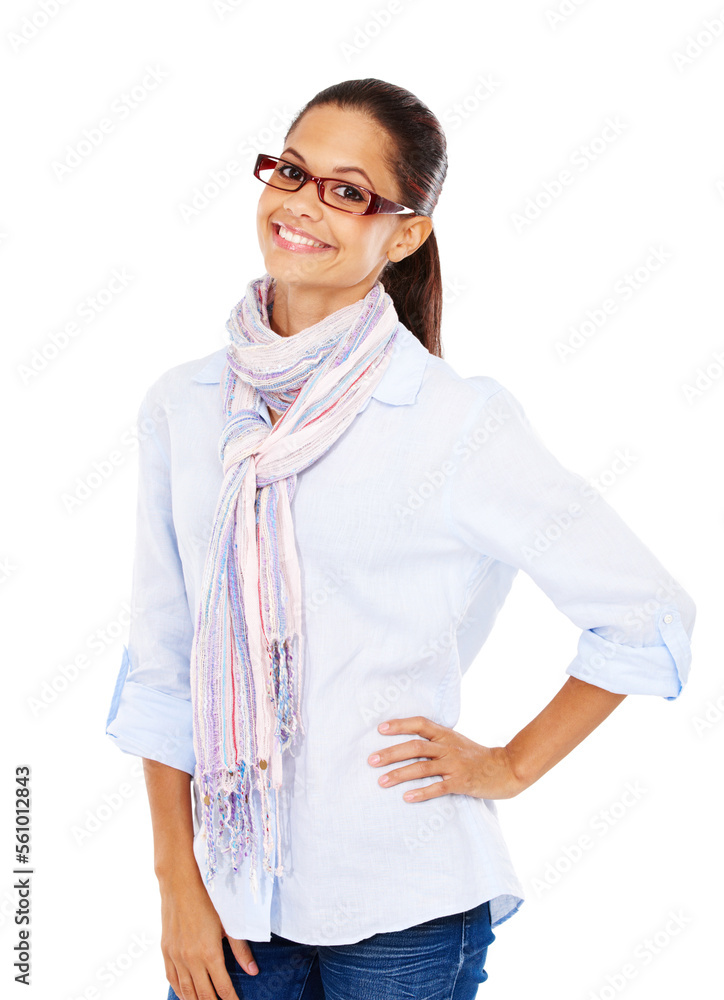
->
[564,607,691,701]
[105,645,196,775]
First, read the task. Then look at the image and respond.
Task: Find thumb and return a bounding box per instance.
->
[226,935,259,976]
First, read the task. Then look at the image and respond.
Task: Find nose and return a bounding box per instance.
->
[281,177,323,218]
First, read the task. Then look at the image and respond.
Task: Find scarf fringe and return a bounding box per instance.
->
[268,636,303,748]
[197,633,301,899]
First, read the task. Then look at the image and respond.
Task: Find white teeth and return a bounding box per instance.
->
[277,224,328,248]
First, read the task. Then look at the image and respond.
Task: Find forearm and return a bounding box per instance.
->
[504,675,627,791]
[142,758,200,885]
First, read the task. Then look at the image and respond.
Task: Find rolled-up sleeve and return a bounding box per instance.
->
[105,385,196,774]
[444,377,696,700]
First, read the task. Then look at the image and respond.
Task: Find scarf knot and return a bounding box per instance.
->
[220,408,270,476]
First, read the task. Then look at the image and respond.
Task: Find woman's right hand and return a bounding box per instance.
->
[159,866,259,1000]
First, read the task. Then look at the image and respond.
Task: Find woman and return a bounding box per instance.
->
[105,78,695,1000]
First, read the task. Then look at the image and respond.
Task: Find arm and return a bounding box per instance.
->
[104,386,258,995]
[371,384,696,798]
[143,758,196,882]
[504,675,627,792]
[372,384,696,800]
[143,758,260,995]
[369,676,627,801]
[424,380,693,797]
[105,387,197,775]
[444,380,696,700]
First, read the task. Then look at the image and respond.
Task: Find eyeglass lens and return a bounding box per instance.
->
[257,158,371,214]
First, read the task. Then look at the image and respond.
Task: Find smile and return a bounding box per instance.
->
[272,223,333,252]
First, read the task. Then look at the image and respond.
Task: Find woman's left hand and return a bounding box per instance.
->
[367,716,525,801]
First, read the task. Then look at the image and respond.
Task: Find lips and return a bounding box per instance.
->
[272,222,333,249]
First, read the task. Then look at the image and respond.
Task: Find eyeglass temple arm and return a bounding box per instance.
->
[367,193,420,216]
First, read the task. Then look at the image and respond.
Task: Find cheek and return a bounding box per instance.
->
[336,221,389,263]
[257,189,277,229]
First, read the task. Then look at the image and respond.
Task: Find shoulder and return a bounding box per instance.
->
[413,337,510,416]
[139,347,226,415]
[402,331,535,443]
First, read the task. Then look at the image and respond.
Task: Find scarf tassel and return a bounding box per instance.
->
[198,633,301,898]
[267,635,304,749]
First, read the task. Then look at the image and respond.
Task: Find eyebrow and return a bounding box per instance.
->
[281,147,374,189]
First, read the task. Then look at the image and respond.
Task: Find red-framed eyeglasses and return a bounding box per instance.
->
[253,153,420,217]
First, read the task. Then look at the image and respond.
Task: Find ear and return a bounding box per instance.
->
[386,216,434,263]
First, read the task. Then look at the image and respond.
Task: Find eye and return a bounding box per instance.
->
[277,162,305,182]
[330,183,366,202]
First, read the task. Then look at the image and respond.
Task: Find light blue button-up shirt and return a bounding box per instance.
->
[105,320,695,946]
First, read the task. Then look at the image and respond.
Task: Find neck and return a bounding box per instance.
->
[268,277,378,338]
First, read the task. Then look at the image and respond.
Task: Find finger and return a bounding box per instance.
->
[227,936,259,976]
[379,716,441,740]
[401,778,452,802]
[369,737,441,767]
[163,959,183,1000]
[170,964,201,1000]
[377,758,445,789]
[188,962,239,1000]
[191,939,243,1000]
[207,958,243,1000]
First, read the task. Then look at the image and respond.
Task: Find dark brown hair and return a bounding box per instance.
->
[284,78,448,358]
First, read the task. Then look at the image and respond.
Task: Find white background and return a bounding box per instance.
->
[2,1,721,998]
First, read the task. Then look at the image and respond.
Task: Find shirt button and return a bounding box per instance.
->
[663,613,673,624]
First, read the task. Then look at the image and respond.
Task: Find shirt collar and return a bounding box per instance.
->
[190,321,429,406]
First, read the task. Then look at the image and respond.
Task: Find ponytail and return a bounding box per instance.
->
[380,228,442,359]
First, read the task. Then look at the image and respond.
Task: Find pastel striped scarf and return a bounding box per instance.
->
[190,272,400,898]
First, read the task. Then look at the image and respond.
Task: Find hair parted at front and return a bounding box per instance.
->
[284,78,448,358]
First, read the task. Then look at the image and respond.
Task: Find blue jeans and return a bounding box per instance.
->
[167,900,495,999]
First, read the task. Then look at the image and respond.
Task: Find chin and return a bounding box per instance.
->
[266,256,330,288]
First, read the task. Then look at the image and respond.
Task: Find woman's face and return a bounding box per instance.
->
[255,104,431,299]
